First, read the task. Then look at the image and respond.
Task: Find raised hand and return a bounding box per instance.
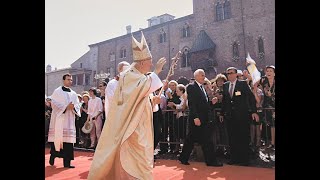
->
[154,57,167,75]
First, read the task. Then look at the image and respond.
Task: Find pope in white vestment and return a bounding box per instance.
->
[88,32,166,180]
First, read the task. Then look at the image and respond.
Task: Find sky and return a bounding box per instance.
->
[45,0,193,70]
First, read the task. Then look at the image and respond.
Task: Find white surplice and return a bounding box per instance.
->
[47,86,81,151]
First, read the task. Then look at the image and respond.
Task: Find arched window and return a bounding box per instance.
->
[160,29,166,43]
[258,37,265,60]
[110,52,115,61]
[224,1,231,19]
[182,23,190,38]
[232,42,240,61]
[181,47,190,68]
[120,47,126,58]
[216,3,223,21]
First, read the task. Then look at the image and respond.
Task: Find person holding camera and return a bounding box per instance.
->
[259,65,275,150]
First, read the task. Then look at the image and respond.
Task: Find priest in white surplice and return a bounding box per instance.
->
[104,61,130,123]
[88,31,166,180]
[47,73,81,168]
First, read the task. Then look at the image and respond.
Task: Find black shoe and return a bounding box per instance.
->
[64,165,75,168]
[207,161,223,167]
[49,155,55,166]
[178,157,190,165]
[63,159,75,168]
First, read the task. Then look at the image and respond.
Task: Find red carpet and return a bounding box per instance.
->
[45,148,274,180]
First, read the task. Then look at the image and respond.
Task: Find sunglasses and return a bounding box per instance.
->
[226,72,236,75]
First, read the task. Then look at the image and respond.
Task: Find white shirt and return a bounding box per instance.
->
[175,96,187,118]
[229,80,237,97]
[88,96,103,119]
[195,80,208,102]
[105,78,118,118]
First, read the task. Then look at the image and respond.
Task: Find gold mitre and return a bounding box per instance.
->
[132,31,152,61]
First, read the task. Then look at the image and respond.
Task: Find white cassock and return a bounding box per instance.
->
[47,86,81,151]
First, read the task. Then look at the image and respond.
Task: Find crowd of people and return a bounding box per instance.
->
[45,32,275,179]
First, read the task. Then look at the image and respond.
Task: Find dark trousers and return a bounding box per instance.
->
[45,119,50,141]
[226,112,250,164]
[50,142,74,166]
[161,111,176,151]
[174,116,187,140]
[180,125,218,164]
[75,119,80,145]
[153,111,162,150]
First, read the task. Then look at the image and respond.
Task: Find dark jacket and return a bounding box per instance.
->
[221,80,257,117]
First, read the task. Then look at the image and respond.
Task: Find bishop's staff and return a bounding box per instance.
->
[158,51,182,97]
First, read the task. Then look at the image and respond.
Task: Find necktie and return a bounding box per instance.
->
[229,83,234,98]
[200,85,208,102]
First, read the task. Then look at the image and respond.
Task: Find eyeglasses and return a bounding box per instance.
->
[99,85,103,87]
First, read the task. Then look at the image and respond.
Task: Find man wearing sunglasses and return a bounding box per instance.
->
[217,67,259,166]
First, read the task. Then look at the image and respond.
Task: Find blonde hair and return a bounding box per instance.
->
[168,80,178,87]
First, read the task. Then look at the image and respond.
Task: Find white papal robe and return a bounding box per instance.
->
[88,67,162,180]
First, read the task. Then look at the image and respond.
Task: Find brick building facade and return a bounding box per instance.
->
[46,0,275,92]
[90,0,274,81]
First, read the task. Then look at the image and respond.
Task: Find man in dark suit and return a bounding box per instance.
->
[178,69,223,167]
[218,67,259,166]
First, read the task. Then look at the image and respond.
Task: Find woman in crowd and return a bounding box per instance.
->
[87,87,103,149]
[168,84,188,153]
